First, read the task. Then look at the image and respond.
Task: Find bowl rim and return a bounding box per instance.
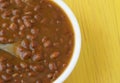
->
[53,0,81,83]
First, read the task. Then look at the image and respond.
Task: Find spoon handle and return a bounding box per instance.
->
[0,44,16,56]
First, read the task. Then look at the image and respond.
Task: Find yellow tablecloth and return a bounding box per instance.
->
[64,0,120,83]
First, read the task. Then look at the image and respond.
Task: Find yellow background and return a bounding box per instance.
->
[64,0,120,83]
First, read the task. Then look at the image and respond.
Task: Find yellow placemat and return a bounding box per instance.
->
[64,0,120,83]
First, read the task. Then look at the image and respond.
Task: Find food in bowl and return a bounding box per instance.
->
[0,0,76,83]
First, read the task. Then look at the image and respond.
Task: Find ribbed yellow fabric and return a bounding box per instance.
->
[64,0,120,83]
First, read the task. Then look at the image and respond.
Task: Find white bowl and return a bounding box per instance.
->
[53,0,81,83]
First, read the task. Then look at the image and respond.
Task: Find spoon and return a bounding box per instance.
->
[0,43,17,57]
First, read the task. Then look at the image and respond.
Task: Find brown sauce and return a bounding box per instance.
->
[0,0,74,83]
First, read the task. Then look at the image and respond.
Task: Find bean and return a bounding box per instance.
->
[47,73,53,79]
[21,39,30,49]
[40,18,47,24]
[0,63,6,71]
[31,28,39,35]
[34,14,41,21]
[1,74,12,81]
[34,5,40,11]
[2,10,12,17]
[30,65,44,72]
[32,53,43,62]
[12,9,21,15]
[13,33,18,38]
[14,64,21,71]
[42,36,47,43]
[15,0,24,8]
[30,40,38,49]
[0,57,7,62]
[14,79,21,83]
[6,27,10,31]
[60,38,64,43]
[6,63,13,68]
[22,16,31,20]
[23,20,32,28]
[33,47,42,53]
[28,71,37,77]
[20,62,28,69]
[9,23,18,31]
[12,73,19,77]
[30,19,36,23]
[0,2,9,8]
[0,30,5,36]
[10,0,14,4]
[15,0,22,5]
[55,70,59,74]
[19,25,25,31]
[63,64,67,67]
[0,37,7,43]
[56,20,61,24]
[2,23,8,28]
[36,80,42,83]
[26,34,37,40]
[21,79,24,83]
[47,4,52,8]
[52,71,59,80]
[50,51,60,59]
[17,46,25,53]
[11,15,20,22]
[53,42,59,47]
[39,0,44,4]
[43,40,51,48]
[19,51,32,60]
[69,40,72,45]
[24,11,32,15]
[18,31,25,38]
[49,62,57,71]
[8,38,14,43]
[6,68,13,74]
[20,73,26,78]
[56,28,59,31]
[25,68,30,72]
[56,61,62,67]
[17,19,23,25]
[23,5,31,12]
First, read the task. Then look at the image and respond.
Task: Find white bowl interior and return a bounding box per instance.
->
[53,0,81,83]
